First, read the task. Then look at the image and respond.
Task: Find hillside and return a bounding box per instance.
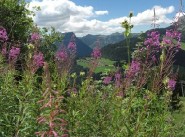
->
[80,32,139,49]
[79,32,124,49]
[101,37,142,61]
[102,20,185,67]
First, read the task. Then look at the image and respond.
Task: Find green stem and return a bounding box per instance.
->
[126,37,130,64]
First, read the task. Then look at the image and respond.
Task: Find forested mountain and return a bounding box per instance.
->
[79,32,139,49]
[79,32,124,49]
[101,37,142,61]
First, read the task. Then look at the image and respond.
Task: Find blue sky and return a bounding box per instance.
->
[27,0,184,36]
[71,0,179,20]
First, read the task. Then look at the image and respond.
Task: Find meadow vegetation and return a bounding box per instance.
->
[0,0,185,137]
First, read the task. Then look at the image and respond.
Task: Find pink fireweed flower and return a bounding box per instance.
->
[33,52,44,68]
[130,60,140,74]
[0,27,8,42]
[163,30,182,48]
[91,47,101,59]
[167,30,181,40]
[9,47,20,60]
[173,31,181,41]
[168,79,176,91]
[56,49,68,61]
[68,34,76,51]
[31,32,40,42]
[103,76,112,84]
[166,30,172,37]
[166,30,181,40]
[144,31,160,47]
[126,60,140,78]
[68,41,76,51]
[163,38,172,45]
[115,72,121,87]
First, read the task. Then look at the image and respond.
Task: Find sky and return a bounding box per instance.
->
[26,0,184,36]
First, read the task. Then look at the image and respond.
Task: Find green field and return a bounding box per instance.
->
[77,58,116,73]
[181,42,185,50]
[173,97,185,137]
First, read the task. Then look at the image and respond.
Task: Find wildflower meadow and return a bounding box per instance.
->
[0,0,185,137]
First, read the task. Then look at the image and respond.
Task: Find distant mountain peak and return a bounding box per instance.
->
[79,32,125,49]
[59,32,92,57]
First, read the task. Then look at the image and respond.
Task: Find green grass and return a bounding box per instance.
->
[181,42,185,50]
[173,97,185,137]
[77,58,116,73]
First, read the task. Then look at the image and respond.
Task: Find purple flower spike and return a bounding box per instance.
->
[115,72,121,87]
[130,60,140,74]
[164,30,182,48]
[31,32,40,42]
[165,30,181,41]
[144,31,160,47]
[126,60,140,78]
[103,76,112,84]
[68,34,76,51]
[91,47,101,59]
[166,30,172,37]
[56,50,68,61]
[0,27,8,42]
[168,79,176,91]
[9,47,20,60]
[163,38,172,45]
[33,52,44,67]
[68,41,76,51]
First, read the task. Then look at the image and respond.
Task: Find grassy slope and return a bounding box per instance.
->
[77,58,116,73]
[181,42,185,50]
[173,97,185,137]
[173,45,185,133]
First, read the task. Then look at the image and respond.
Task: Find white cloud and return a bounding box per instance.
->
[95,10,109,15]
[132,5,174,25]
[28,0,175,36]
[174,12,185,21]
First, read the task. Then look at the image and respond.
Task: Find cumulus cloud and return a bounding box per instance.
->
[28,0,175,36]
[174,12,185,21]
[95,10,109,15]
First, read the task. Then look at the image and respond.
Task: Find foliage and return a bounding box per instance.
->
[0,0,34,43]
[0,1,184,136]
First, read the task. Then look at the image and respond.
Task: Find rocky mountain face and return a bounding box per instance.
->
[58,32,92,57]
